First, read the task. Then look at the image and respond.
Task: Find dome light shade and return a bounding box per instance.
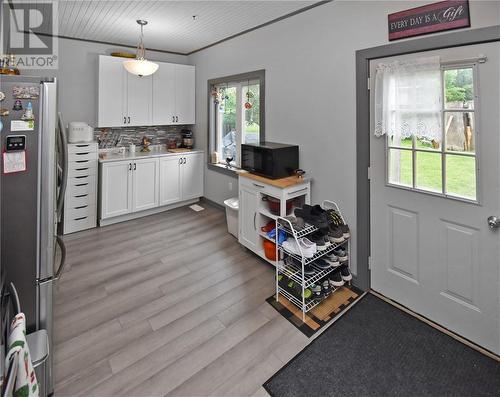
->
[124,20,158,77]
[123,59,159,77]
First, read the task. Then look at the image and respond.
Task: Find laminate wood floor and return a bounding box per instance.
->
[54,204,309,397]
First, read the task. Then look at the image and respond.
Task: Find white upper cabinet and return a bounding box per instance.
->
[127,73,152,126]
[98,56,126,128]
[175,65,196,125]
[99,55,195,128]
[152,63,176,125]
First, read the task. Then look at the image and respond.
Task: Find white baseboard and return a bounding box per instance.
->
[99,198,199,227]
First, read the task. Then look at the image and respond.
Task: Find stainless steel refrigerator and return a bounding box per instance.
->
[0,75,67,396]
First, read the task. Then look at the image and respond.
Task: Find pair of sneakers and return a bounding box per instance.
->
[329,264,352,287]
[308,231,331,251]
[282,237,317,258]
[284,256,318,276]
[333,247,348,262]
[326,209,350,239]
[294,205,329,230]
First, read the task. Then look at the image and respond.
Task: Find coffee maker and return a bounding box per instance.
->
[181,129,194,149]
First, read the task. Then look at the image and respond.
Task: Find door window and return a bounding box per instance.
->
[376,59,479,202]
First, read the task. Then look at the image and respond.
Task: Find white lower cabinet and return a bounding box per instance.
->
[238,186,259,251]
[100,160,133,219]
[181,153,204,200]
[132,158,160,212]
[159,156,182,206]
[237,175,311,263]
[64,143,98,234]
[159,152,204,204]
[100,152,204,223]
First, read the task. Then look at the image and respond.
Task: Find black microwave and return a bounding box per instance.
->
[241,142,299,179]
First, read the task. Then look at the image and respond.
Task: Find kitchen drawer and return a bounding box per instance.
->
[68,151,96,162]
[68,164,97,178]
[239,176,280,198]
[65,193,96,208]
[68,159,97,172]
[68,174,95,187]
[68,143,98,154]
[65,204,96,220]
[64,214,96,234]
[66,176,96,196]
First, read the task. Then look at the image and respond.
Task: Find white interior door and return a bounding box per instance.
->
[370,43,500,354]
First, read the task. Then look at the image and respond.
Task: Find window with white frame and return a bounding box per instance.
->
[208,71,264,169]
[375,57,478,201]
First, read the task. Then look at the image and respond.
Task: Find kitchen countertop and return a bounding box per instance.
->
[98,149,204,163]
[238,170,311,188]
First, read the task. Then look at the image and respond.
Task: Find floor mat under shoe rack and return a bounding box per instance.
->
[266,285,365,337]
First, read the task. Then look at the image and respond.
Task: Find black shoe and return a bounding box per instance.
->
[315,259,331,270]
[329,270,344,287]
[304,264,317,276]
[322,279,332,297]
[311,284,323,300]
[309,232,329,251]
[295,205,329,230]
[340,264,352,281]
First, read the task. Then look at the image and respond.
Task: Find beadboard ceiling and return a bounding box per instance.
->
[56,1,319,54]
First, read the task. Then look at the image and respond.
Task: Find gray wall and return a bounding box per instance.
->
[189,0,500,275]
[23,37,189,127]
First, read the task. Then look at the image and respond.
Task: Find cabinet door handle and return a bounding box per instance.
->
[176,116,179,122]
[183,157,187,164]
[124,116,126,124]
[172,116,175,123]
[253,183,265,188]
[127,116,131,124]
[253,212,257,231]
[129,163,132,171]
[179,158,182,165]
[134,163,137,171]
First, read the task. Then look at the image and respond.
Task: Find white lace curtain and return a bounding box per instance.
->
[374,56,442,143]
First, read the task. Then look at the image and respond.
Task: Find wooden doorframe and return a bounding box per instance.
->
[354,26,500,291]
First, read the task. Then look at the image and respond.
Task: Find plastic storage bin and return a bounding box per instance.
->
[224,197,239,238]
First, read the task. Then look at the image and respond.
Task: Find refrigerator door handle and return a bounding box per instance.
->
[56,112,68,219]
[37,236,67,285]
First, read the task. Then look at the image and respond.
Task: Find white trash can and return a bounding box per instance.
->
[224,197,239,238]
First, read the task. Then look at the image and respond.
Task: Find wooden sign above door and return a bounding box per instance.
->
[388,0,470,41]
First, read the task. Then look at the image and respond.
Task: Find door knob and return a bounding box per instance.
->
[487,216,500,230]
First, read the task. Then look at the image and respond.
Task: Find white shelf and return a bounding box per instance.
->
[274,200,351,321]
[259,208,278,220]
[277,258,344,288]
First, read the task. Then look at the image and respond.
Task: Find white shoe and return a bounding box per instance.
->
[282,237,317,258]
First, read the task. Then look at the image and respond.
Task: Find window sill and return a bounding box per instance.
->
[207,162,240,178]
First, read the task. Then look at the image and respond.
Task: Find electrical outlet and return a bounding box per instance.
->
[228,182,233,191]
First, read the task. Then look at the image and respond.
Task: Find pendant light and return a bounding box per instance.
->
[123,20,159,77]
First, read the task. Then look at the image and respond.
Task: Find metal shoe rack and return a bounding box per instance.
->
[274,200,350,321]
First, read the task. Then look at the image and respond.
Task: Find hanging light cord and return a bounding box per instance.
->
[136,21,147,60]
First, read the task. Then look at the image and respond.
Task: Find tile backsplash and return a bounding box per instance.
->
[94,125,190,148]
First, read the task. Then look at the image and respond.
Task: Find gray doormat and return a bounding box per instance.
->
[264,293,500,397]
